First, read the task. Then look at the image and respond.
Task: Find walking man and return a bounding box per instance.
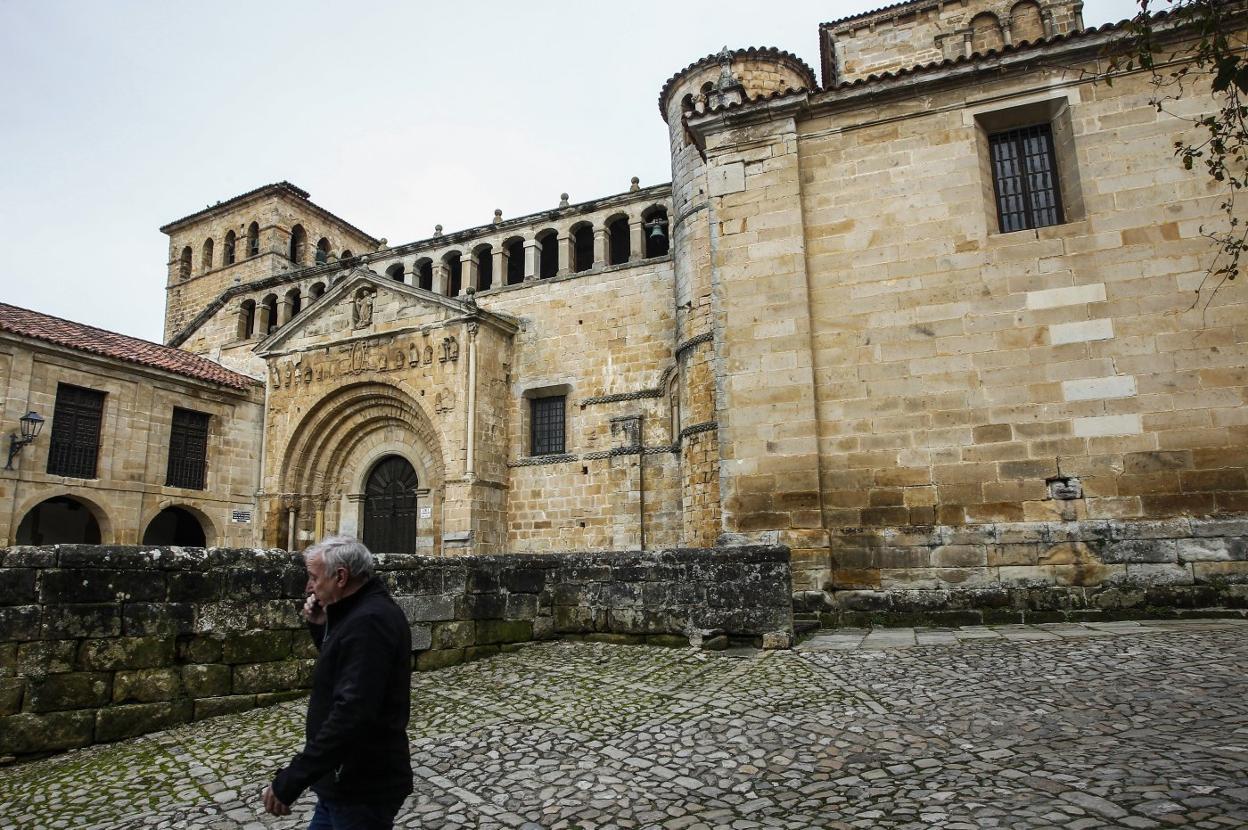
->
[261,535,413,828]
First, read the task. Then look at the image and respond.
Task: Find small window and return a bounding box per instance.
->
[989,124,1064,233]
[224,230,236,265]
[47,383,105,478]
[201,238,214,270]
[166,407,210,490]
[316,237,330,264]
[530,395,566,456]
[179,246,192,280]
[247,221,260,257]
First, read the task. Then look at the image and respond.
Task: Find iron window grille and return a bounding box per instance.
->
[166,407,210,490]
[989,123,1064,233]
[47,383,105,478]
[530,395,566,456]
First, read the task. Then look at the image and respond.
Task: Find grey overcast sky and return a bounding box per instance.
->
[0,0,1140,343]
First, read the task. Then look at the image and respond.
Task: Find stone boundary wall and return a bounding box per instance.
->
[0,545,791,759]
[800,518,1248,627]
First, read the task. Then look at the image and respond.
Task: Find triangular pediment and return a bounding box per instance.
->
[255,267,516,356]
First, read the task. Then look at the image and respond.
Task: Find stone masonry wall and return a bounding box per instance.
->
[798,517,1248,627]
[0,544,791,759]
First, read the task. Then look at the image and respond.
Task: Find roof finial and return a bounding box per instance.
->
[559,192,570,207]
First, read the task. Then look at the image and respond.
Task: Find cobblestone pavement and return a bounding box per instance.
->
[3,618,1247,829]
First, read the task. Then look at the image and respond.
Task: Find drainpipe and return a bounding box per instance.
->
[466,323,478,478]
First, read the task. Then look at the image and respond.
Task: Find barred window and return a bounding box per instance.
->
[166,407,210,490]
[47,384,105,478]
[530,395,566,456]
[989,123,1064,233]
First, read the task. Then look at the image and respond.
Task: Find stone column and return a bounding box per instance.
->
[492,249,505,286]
[593,228,607,268]
[414,487,433,552]
[432,262,449,295]
[523,240,539,281]
[463,254,479,293]
[630,219,645,260]
[278,296,293,326]
[557,234,572,276]
[256,303,273,338]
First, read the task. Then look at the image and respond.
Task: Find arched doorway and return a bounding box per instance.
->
[142,506,207,546]
[363,456,418,554]
[16,496,102,544]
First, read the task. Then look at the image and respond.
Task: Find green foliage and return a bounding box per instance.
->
[1111,1,1248,304]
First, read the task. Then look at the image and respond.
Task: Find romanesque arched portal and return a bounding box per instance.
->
[276,381,446,552]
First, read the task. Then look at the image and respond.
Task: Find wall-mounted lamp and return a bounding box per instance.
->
[5,411,45,470]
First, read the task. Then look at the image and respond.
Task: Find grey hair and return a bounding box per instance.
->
[304,535,375,582]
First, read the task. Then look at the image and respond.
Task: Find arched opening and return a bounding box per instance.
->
[571,223,594,273]
[504,237,525,285]
[642,206,669,258]
[971,12,1004,53]
[224,230,237,265]
[606,214,630,266]
[142,506,207,547]
[444,251,462,297]
[309,281,326,300]
[238,299,256,339]
[340,249,353,260]
[537,229,558,279]
[289,224,307,264]
[316,237,330,265]
[179,246,192,280]
[416,259,433,291]
[386,263,406,282]
[1010,1,1044,42]
[362,455,419,555]
[286,286,302,319]
[16,496,102,544]
[475,244,493,291]
[681,93,695,114]
[262,294,278,335]
[201,238,214,270]
[247,221,260,257]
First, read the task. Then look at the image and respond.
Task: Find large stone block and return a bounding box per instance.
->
[0,569,37,605]
[396,595,455,623]
[415,648,464,672]
[222,631,292,664]
[17,640,77,675]
[26,672,111,712]
[95,700,192,743]
[475,620,533,645]
[113,668,184,703]
[122,602,195,636]
[182,664,231,698]
[178,634,223,664]
[41,604,121,639]
[193,694,256,721]
[232,659,312,694]
[430,620,475,650]
[0,710,94,754]
[0,677,24,716]
[79,636,175,671]
[39,569,166,604]
[0,606,41,642]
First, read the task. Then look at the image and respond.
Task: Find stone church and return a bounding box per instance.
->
[3,0,1246,608]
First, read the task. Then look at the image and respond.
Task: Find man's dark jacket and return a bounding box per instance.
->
[272,578,413,805]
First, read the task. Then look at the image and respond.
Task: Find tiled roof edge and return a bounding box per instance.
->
[0,303,257,391]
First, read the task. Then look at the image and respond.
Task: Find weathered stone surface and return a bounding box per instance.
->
[177,634,223,664]
[416,648,464,672]
[38,569,166,604]
[0,710,93,754]
[94,700,192,743]
[395,594,454,623]
[26,672,111,712]
[17,640,77,676]
[475,620,532,645]
[0,677,24,716]
[0,569,37,605]
[122,602,194,636]
[221,630,291,664]
[231,660,312,694]
[193,694,255,721]
[182,664,231,698]
[112,668,183,703]
[430,620,474,650]
[78,636,175,671]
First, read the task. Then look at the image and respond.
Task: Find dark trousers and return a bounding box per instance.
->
[307,796,404,830]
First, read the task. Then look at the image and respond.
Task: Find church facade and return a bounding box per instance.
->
[5,0,1247,604]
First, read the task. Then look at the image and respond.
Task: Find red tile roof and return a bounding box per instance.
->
[0,303,257,391]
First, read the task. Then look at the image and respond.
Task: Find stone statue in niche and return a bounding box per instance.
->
[440,336,459,363]
[351,341,368,374]
[423,345,433,365]
[352,288,376,329]
[434,387,456,413]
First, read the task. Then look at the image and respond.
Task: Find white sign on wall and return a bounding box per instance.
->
[419,506,432,519]
[231,510,253,524]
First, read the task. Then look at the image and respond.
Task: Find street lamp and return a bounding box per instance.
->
[6,411,45,470]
